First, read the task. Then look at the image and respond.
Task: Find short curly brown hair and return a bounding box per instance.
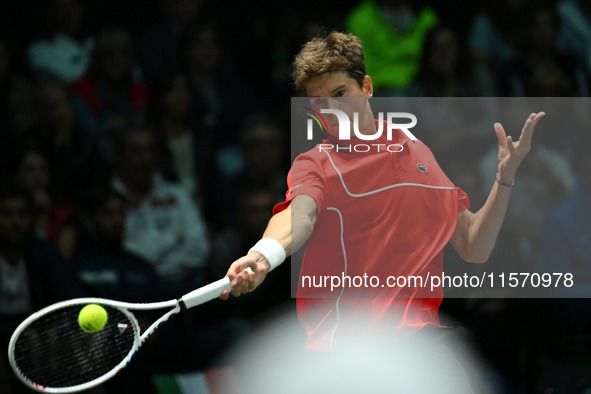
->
[292,31,366,91]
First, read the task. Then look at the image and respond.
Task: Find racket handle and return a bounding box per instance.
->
[180,267,253,309]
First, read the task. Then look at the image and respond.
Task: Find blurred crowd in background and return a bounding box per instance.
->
[0,0,590,392]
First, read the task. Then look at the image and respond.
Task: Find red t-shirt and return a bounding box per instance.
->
[274,123,470,350]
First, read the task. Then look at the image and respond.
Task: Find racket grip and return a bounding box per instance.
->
[180,267,253,309]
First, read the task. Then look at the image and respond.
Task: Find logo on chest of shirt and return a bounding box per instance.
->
[417,163,428,173]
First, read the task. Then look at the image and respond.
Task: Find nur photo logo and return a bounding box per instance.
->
[304,108,418,153]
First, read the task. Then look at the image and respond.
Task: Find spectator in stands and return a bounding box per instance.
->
[544,136,591,297]
[540,135,591,389]
[0,184,79,393]
[0,183,77,318]
[178,22,261,149]
[406,25,496,97]
[70,183,160,302]
[29,80,109,206]
[498,6,591,96]
[0,37,32,140]
[112,126,210,300]
[210,116,287,232]
[211,187,275,280]
[556,0,591,73]
[467,0,530,83]
[71,27,147,164]
[147,72,213,206]
[345,0,438,95]
[9,147,74,247]
[138,0,202,82]
[27,0,94,84]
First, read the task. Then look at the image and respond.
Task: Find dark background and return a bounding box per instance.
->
[0,0,590,393]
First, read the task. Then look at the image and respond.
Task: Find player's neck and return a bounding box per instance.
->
[357,117,377,135]
[352,110,378,136]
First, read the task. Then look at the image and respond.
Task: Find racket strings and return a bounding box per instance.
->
[12,304,137,389]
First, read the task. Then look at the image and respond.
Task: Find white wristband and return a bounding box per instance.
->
[249,238,286,272]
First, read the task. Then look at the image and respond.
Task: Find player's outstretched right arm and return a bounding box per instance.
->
[220,195,317,299]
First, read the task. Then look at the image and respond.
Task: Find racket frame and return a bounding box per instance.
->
[8,274,236,393]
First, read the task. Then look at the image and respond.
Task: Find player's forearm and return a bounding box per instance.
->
[459,181,512,263]
[261,203,316,257]
[248,196,317,273]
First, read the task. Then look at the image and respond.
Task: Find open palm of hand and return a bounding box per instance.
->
[494,112,545,183]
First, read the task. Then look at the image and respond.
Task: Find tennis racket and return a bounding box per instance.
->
[8,268,251,393]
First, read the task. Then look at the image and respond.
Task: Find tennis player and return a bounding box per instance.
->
[222,32,543,354]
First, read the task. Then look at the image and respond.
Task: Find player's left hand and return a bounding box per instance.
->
[494,112,545,184]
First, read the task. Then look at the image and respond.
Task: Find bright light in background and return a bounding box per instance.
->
[220,307,499,394]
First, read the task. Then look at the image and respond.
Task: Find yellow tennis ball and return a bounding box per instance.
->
[78,304,108,333]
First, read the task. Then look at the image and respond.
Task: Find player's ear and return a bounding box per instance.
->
[362,75,373,98]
